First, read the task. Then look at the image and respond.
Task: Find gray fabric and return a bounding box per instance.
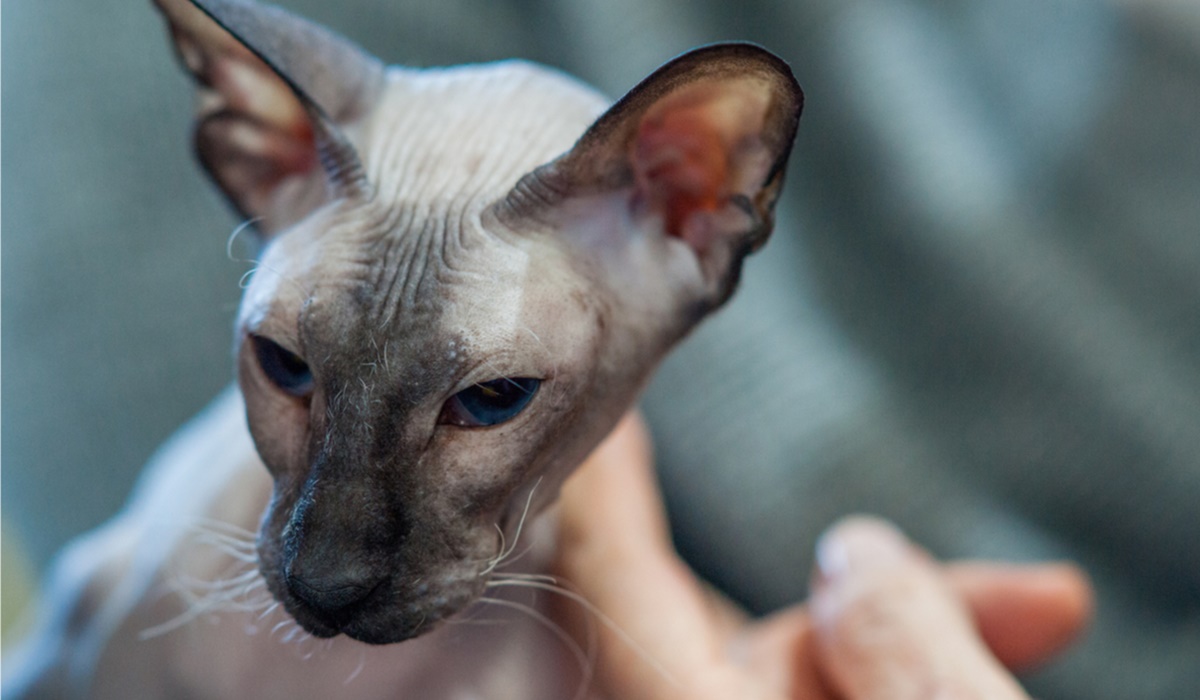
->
[4,0,1198,697]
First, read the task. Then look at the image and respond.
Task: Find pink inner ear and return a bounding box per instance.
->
[193,51,320,216]
[632,93,730,241]
[209,51,319,175]
[630,81,769,246]
[172,8,321,215]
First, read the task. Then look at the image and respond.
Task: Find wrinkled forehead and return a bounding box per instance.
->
[237,60,613,367]
[265,211,597,397]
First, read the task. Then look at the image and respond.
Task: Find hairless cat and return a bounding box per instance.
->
[4,1,801,696]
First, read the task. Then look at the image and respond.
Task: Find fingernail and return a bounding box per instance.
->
[814,517,912,584]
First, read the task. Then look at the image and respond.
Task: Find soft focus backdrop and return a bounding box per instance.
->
[4,0,1199,697]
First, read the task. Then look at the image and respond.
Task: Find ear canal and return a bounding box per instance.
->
[501,43,801,293]
[154,0,385,232]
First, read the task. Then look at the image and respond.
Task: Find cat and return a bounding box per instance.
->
[3,0,801,696]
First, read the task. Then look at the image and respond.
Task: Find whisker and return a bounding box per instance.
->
[445,615,510,627]
[189,537,258,561]
[476,596,593,700]
[292,632,323,660]
[480,476,543,576]
[281,625,308,645]
[238,267,259,290]
[344,648,368,686]
[138,600,215,640]
[171,568,261,592]
[140,556,273,640]
[447,600,511,627]
[184,520,259,568]
[492,541,539,573]
[236,259,310,297]
[486,578,680,690]
[189,528,255,547]
[190,516,258,541]
[271,619,295,638]
[225,218,263,262]
[257,601,282,622]
[223,218,311,297]
[488,524,507,569]
[490,572,560,585]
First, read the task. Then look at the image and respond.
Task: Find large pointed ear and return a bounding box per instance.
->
[503,43,802,302]
[153,0,386,234]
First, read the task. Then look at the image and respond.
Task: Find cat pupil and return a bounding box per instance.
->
[252,335,314,397]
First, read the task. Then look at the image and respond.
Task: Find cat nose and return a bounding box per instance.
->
[285,567,386,615]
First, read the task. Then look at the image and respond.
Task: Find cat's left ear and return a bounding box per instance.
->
[501,43,802,302]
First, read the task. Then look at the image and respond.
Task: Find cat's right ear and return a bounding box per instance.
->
[495,44,801,310]
[153,0,386,235]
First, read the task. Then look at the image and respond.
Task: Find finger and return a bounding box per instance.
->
[558,411,669,555]
[948,562,1093,671]
[555,412,778,700]
[733,607,836,700]
[810,517,1030,700]
[738,561,1091,698]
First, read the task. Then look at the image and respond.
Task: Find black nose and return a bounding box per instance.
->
[285,569,385,616]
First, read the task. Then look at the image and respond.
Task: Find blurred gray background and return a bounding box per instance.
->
[4,0,1199,697]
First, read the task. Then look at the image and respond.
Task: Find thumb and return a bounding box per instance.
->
[810,517,1030,700]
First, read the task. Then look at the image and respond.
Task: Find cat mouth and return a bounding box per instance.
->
[273,573,484,645]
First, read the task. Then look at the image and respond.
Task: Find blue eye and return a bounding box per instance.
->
[439,378,540,428]
[252,335,314,397]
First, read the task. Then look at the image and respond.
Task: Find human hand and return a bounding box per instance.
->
[554,411,1093,699]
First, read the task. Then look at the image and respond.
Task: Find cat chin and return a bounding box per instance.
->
[304,616,426,645]
[291,602,459,645]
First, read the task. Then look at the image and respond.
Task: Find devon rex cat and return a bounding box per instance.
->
[5,0,801,696]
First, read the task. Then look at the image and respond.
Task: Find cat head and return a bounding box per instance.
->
[155,0,801,644]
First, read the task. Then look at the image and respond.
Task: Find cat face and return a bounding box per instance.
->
[156,0,801,643]
[235,188,632,642]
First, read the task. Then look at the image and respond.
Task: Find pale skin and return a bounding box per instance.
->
[556,412,1094,699]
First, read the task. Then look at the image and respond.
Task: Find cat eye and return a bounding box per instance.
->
[252,335,314,397]
[438,378,540,428]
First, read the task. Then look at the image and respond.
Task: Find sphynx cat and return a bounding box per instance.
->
[4,0,801,697]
